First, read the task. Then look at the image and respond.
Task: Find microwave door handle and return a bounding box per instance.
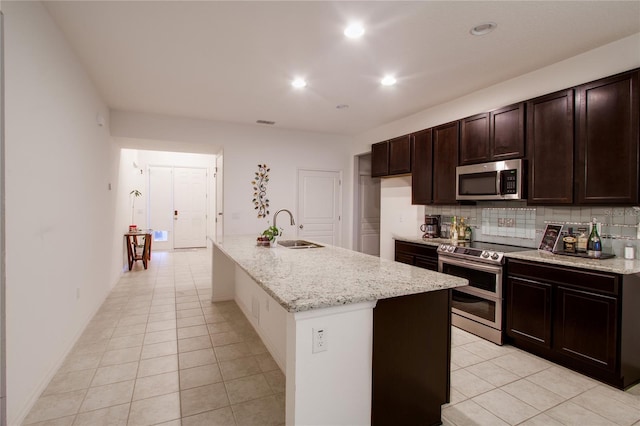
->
[496,171,502,196]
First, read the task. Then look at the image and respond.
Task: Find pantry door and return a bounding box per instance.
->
[297,169,342,246]
[174,167,208,248]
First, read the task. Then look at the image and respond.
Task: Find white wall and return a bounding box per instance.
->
[4,3,120,424]
[353,33,640,259]
[111,112,355,246]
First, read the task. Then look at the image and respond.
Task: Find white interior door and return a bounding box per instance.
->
[215,152,224,243]
[297,169,341,246]
[359,174,381,256]
[174,167,208,248]
[148,167,174,251]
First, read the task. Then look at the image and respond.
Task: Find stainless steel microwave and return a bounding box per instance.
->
[456,159,524,201]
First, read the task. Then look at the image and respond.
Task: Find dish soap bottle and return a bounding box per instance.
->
[587,217,602,258]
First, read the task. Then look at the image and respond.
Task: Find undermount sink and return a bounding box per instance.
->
[278,240,324,249]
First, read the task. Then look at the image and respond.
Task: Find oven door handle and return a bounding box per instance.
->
[438,256,503,275]
[454,284,501,301]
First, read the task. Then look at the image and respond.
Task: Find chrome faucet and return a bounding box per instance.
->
[273,209,295,229]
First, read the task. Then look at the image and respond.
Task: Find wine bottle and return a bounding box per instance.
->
[587,218,602,258]
[451,216,458,241]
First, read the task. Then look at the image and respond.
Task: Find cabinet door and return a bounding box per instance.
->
[389,135,412,175]
[433,121,460,205]
[491,102,525,160]
[411,129,433,204]
[460,113,490,165]
[575,70,640,205]
[527,90,574,204]
[371,141,389,177]
[554,286,618,373]
[506,277,552,349]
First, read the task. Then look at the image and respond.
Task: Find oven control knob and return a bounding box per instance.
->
[447,246,455,253]
[481,251,490,258]
[491,252,500,260]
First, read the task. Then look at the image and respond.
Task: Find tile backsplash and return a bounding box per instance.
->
[424,202,640,258]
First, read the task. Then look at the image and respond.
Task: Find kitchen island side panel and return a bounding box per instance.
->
[372,289,452,426]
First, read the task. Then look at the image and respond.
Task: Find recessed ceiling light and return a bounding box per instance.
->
[291,78,307,89]
[381,75,397,86]
[470,22,497,36]
[344,23,365,39]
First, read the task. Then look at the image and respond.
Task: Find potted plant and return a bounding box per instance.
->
[262,224,282,247]
[129,189,142,232]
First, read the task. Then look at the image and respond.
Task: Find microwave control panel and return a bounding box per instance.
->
[500,169,518,195]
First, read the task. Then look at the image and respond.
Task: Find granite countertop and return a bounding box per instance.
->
[393,235,640,275]
[504,250,640,275]
[214,235,468,313]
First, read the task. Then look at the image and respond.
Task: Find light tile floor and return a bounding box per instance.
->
[444,323,640,426]
[22,248,640,426]
[22,249,284,426]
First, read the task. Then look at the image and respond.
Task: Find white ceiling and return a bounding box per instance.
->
[43,1,640,136]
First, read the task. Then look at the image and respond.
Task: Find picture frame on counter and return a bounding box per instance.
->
[539,224,563,253]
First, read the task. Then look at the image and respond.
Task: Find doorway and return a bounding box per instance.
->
[297,169,342,246]
[353,154,380,256]
[148,166,208,250]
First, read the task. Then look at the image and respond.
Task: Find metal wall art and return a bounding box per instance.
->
[252,164,270,218]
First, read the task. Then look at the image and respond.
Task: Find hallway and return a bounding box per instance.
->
[22,249,285,425]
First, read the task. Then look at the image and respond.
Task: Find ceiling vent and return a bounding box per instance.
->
[256,120,276,125]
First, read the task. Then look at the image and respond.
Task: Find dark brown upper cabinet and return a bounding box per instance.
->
[460,103,525,165]
[411,129,433,205]
[433,121,460,205]
[460,113,490,165]
[527,89,575,205]
[371,141,389,177]
[388,135,412,175]
[491,103,525,161]
[371,135,412,177]
[575,70,640,205]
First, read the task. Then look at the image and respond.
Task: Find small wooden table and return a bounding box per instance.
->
[125,231,152,270]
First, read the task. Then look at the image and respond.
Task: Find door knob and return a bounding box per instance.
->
[299,224,304,229]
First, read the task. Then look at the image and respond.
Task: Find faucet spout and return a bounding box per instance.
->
[274,209,295,229]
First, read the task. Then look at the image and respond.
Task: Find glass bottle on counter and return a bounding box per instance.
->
[576,227,588,253]
[458,217,467,241]
[451,216,458,241]
[587,218,602,258]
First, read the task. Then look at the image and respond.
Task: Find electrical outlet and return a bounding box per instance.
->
[312,327,328,353]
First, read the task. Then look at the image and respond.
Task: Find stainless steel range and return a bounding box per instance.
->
[437,241,529,345]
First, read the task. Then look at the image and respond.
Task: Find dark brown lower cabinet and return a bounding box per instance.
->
[555,286,618,372]
[506,259,640,389]
[372,290,451,426]
[507,277,552,349]
[394,240,438,271]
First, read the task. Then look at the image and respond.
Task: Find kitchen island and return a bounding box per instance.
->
[211,235,468,425]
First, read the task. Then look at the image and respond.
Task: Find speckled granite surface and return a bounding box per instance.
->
[214,235,468,313]
[393,235,640,275]
[504,250,640,274]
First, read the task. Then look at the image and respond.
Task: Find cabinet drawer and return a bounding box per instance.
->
[414,255,437,271]
[507,259,619,296]
[395,253,414,265]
